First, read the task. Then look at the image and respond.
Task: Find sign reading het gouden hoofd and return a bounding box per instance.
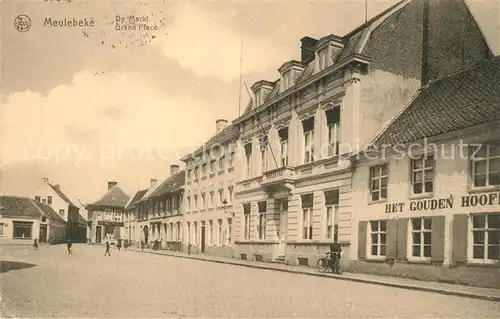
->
[385,192,500,214]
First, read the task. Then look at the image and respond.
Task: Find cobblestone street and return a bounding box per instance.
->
[1,244,499,318]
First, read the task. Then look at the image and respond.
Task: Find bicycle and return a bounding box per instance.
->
[317,252,344,274]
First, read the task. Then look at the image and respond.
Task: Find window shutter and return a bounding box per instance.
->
[358,221,367,260]
[452,214,468,264]
[431,215,446,263]
[396,218,408,261]
[386,219,398,261]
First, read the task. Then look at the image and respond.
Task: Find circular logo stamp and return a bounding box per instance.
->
[14,15,32,32]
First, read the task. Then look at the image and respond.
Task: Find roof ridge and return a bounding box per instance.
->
[343,0,408,39]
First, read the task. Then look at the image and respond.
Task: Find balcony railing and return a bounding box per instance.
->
[260,166,296,192]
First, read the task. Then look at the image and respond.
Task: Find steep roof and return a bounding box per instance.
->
[242,1,411,116]
[0,196,42,218]
[125,189,148,209]
[48,183,78,207]
[88,185,130,209]
[144,171,185,200]
[32,200,66,224]
[373,57,500,147]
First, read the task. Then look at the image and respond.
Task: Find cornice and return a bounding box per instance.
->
[233,53,371,125]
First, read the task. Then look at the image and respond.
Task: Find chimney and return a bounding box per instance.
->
[150,179,158,189]
[108,181,117,190]
[216,119,229,134]
[42,177,49,184]
[300,36,318,64]
[170,164,180,175]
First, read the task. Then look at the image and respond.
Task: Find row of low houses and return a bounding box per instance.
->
[86,0,499,288]
[0,178,88,243]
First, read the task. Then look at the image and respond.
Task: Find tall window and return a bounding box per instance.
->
[412,155,435,194]
[194,166,199,180]
[227,218,232,244]
[245,143,252,178]
[202,163,207,177]
[369,220,387,257]
[187,222,191,243]
[0,223,4,236]
[243,203,251,240]
[261,148,267,174]
[209,191,214,208]
[194,195,198,210]
[187,169,192,181]
[370,164,388,201]
[302,117,315,164]
[472,213,500,261]
[217,219,223,245]
[210,160,216,175]
[326,107,340,157]
[301,194,313,239]
[324,189,339,240]
[187,196,191,211]
[257,201,267,240]
[471,143,500,188]
[218,189,224,206]
[228,187,234,204]
[201,193,206,209]
[318,47,329,71]
[219,156,225,172]
[47,196,52,205]
[209,220,214,245]
[281,70,291,90]
[228,151,235,169]
[278,127,289,167]
[194,222,198,245]
[411,217,432,258]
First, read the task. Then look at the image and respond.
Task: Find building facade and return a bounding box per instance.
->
[0,196,66,243]
[86,181,130,244]
[230,0,492,267]
[139,165,185,250]
[351,57,500,288]
[181,120,239,257]
[124,188,148,245]
[32,177,87,242]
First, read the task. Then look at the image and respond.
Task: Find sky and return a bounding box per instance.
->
[1,0,499,203]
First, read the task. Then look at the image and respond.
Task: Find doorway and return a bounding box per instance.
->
[39,224,47,243]
[143,225,149,244]
[96,226,102,243]
[278,199,288,256]
[201,225,206,253]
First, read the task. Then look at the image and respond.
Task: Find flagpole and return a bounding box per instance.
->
[365,0,368,22]
[238,36,243,117]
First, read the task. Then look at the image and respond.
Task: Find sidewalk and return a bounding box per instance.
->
[128,247,500,302]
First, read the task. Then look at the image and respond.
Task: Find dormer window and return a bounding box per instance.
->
[278,61,304,92]
[282,70,291,91]
[318,47,329,71]
[251,80,274,108]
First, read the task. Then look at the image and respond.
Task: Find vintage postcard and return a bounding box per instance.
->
[1,0,500,317]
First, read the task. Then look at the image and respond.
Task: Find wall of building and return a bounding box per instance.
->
[0,217,41,241]
[33,186,69,221]
[184,139,237,257]
[350,127,500,288]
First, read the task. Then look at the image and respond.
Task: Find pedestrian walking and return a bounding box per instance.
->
[88,238,91,245]
[117,239,122,251]
[67,239,72,255]
[33,238,39,251]
[104,241,111,256]
[140,240,145,251]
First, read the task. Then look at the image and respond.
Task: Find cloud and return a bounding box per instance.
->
[1,69,218,167]
[160,4,289,82]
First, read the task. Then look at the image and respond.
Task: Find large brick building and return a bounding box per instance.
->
[229,0,493,268]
